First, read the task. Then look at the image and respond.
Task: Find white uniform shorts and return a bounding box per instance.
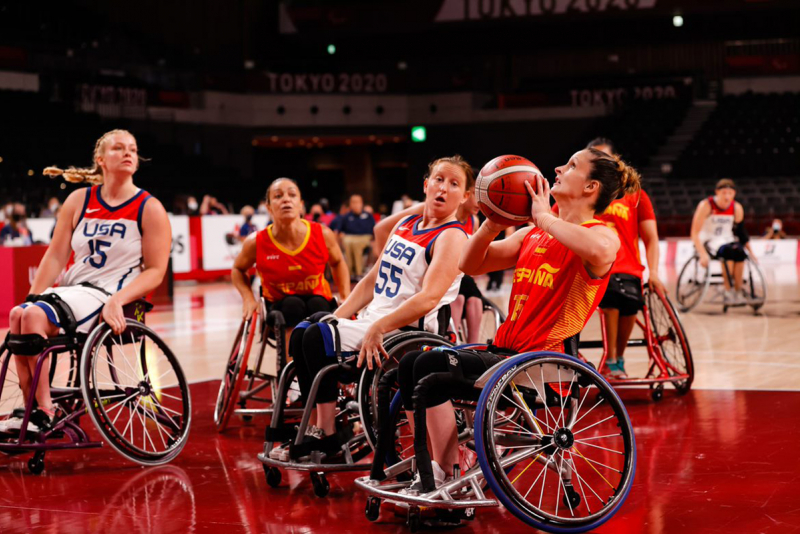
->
[20,285,110,334]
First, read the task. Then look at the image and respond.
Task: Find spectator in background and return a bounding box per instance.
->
[0,202,13,224]
[339,194,375,278]
[257,199,269,214]
[200,195,229,215]
[186,196,200,215]
[391,194,417,215]
[0,203,32,246]
[238,205,257,241]
[329,202,349,234]
[40,197,61,218]
[764,218,787,239]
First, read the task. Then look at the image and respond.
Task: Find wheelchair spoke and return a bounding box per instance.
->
[494,411,539,436]
[572,445,622,477]
[111,336,143,382]
[569,398,605,430]
[571,414,617,437]
[157,390,184,402]
[572,439,624,455]
[502,391,551,435]
[520,453,548,501]
[566,451,593,513]
[121,397,141,443]
[571,432,622,442]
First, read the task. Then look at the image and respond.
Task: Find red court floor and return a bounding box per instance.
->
[1,381,798,534]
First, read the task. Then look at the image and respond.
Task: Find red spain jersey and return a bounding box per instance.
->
[256,219,332,302]
[553,191,655,278]
[596,190,655,278]
[494,220,610,353]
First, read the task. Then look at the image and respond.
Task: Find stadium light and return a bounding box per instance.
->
[327,44,336,55]
[411,126,427,143]
[673,15,684,27]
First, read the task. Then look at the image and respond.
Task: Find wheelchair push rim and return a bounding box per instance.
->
[475,352,636,533]
[744,258,767,311]
[676,255,710,312]
[80,320,192,466]
[214,311,258,432]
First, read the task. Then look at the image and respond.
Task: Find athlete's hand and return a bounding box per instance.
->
[358,324,389,371]
[242,296,259,321]
[482,219,509,234]
[699,252,710,269]
[525,175,551,223]
[102,295,126,335]
[648,275,665,295]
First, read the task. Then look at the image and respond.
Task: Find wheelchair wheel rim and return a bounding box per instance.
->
[214,314,256,431]
[676,256,710,312]
[81,321,192,465]
[647,288,694,392]
[476,353,636,532]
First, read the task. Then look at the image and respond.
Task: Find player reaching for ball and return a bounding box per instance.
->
[377,149,641,491]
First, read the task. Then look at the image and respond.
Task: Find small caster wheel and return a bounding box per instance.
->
[365,497,381,521]
[562,485,581,510]
[27,455,45,475]
[265,466,281,488]
[310,472,330,498]
[651,384,664,402]
[242,415,253,423]
[723,305,729,313]
[408,506,421,533]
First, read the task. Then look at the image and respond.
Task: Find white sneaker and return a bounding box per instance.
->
[733,291,747,305]
[268,444,291,462]
[723,290,734,304]
[399,460,448,495]
[1,416,40,433]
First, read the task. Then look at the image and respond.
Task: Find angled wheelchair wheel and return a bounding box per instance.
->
[80,320,192,466]
[676,255,710,312]
[478,299,506,345]
[0,348,26,420]
[475,352,636,533]
[214,312,258,432]
[744,259,767,313]
[358,332,453,451]
[646,286,694,394]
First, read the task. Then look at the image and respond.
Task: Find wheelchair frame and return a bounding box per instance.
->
[356,350,637,533]
[578,284,694,401]
[676,253,766,314]
[0,304,191,474]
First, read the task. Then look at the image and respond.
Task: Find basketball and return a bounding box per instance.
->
[475,155,543,226]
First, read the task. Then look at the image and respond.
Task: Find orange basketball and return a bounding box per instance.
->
[476,155,542,226]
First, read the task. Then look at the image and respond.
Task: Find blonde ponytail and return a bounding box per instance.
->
[42,129,140,185]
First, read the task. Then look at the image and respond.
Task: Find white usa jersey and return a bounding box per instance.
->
[360,215,466,332]
[699,196,735,255]
[61,185,152,294]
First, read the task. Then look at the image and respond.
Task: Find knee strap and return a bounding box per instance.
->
[317,314,343,365]
[25,293,78,335]
[7,333,47,356]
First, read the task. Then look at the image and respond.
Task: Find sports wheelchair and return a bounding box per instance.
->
[257,307,456,497]
[214,298,291,432]
[356,346,636,533]
[676,252,766,314]
[0,297,191,474]
[578,283,694,401]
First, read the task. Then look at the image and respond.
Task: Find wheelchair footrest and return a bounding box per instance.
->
[289,425,354,460]
[265,426,297,444]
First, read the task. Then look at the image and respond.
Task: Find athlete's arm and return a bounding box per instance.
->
[640,220,663,292]
[358,228,469,370]
[526,177,620,278]
[734,202,757,262]
[102,198,171,334]
[459,221,528,275]
[29,189,85,295]
[322,226,351,300]
[232,233,258,319]
[373,203,424,253]
[690,200,712,267]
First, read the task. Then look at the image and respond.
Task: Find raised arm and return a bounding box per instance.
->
[526,176,620,278]
[231,233,258,319]
[459,221,529,275]
[29,189,86,295]
[103,198,172,334]
[322,226,351,300]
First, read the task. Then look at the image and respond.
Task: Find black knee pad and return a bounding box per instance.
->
[277,296,306,327]
[7,333,47,356]
[398,350,424,411]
